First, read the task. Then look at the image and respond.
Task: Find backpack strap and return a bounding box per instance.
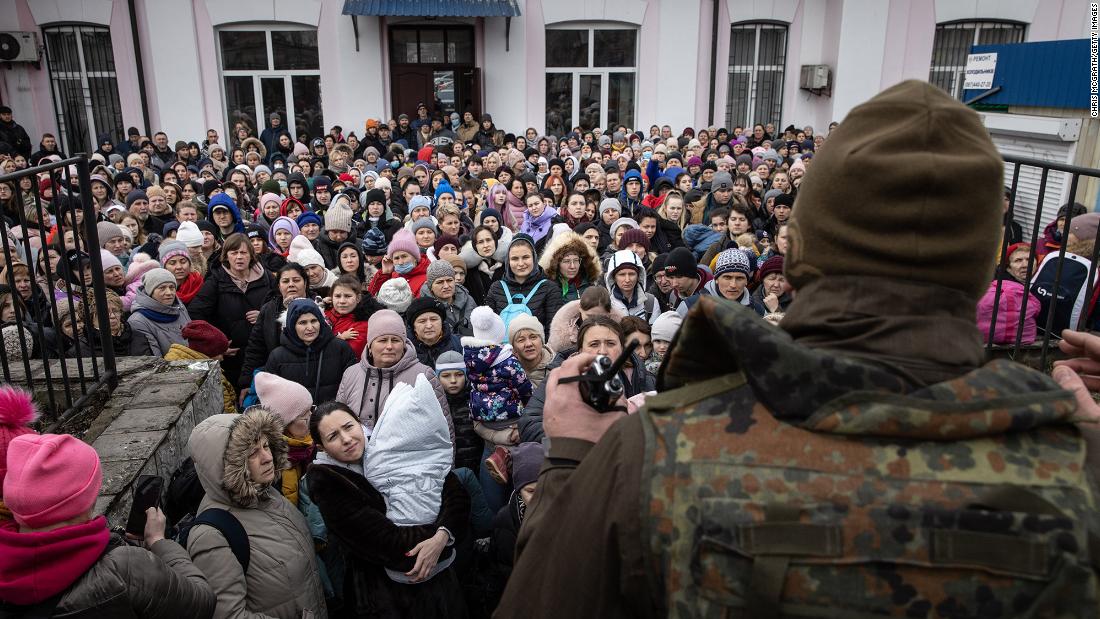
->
[520,279,547,305]
[180,508,251,572]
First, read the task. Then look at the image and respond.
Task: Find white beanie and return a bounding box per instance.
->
[296,248,325,269]
[651,311,683,343]
[176,221,204,248]
[470,306,506,345]
[507,313,544,344]
[376,278,413,313]
[288,235,314,263]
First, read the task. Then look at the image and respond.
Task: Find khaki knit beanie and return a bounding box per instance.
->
[785,80,1004,300]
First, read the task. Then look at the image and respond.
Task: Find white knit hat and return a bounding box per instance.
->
[507,313,544,344]
[296,248,325,269]
[651,311,683,343]
[288,235,315,263]
[470,306,505,345]
[376,278,413,313]
[176,221,204,248]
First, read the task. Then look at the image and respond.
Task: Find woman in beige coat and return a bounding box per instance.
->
[186,408,327,618]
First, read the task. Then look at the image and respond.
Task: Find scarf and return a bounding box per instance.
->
[519,206,558,243]
[225,263,265,293]
[561,209,591,229]
[0,516,111,605]
[136,306,177,323]
[177,271,204,304]
[285,434,314,466]
[781,275,986,389]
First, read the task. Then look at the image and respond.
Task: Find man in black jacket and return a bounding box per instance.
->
[0,106,31,159]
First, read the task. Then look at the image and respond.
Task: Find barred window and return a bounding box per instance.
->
[42,25,123,155]
[726,23,787,131]
[929,21,1026,98]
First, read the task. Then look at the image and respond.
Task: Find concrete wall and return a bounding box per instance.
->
[0,0,1092,144]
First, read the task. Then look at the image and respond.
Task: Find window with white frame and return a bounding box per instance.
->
[726,22,786,132]
[42,25,124,156]
[217,26,323,143]
[929,21,1026,98]
[545,25,637,136]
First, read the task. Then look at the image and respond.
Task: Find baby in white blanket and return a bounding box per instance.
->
[363,374,454,583]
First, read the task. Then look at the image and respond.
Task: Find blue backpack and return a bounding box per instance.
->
[499,280,546,333]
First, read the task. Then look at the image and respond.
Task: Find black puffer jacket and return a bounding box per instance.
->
[239,294,299,390]
[188,265,274,386]
[484,267,563,340]
[446,384,483,472]
[264,304,356,404]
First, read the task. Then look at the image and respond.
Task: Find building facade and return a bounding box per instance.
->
[0,0,1090,152]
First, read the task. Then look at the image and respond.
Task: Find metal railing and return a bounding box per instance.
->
[0,155,117,428]
[988,155,1100,368]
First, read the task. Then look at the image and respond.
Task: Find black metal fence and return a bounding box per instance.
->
[989,155,1100,368]
[0,155,117,429]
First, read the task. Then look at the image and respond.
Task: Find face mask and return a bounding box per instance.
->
[642,152,652,160]
[395,261,415,274]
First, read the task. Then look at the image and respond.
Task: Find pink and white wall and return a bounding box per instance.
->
[0,0,1092,148]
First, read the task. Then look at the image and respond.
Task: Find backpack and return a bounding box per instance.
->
[1030,251,1096,335]
[163,457,205,526]
[176,508,251,573]
[499,280,546,333]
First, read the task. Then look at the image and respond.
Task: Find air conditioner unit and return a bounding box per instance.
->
[0,32,39,63]
[800,64,831,92]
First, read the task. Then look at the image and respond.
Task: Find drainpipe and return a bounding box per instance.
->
[128,0,151,134]
[707,0,719,125]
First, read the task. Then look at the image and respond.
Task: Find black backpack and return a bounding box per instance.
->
[164,456,250,572]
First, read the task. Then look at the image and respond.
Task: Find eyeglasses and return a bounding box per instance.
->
[560,258,581,266]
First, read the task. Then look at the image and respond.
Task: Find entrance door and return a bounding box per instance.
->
[389,26,478,120]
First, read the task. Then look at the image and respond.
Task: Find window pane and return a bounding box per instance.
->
[979,24,1024,45]
[447,29,473,64]
[45,30,80,73]
[54,77,88,154]
[931,26,973,67]
[225,76,257,141]
[579,74,601,130]
[608,73,634,129]
[272,30,319,70]
[261,77,287,133]
[81,30,115,72]
[594,30,636,67]
[546,30,587,68]
[726,71,751,129]
[89,76,123,146]
[220,31,268,70]
[292,75,323,142]
[546,73,572,136]
[729,26,756,67]
[392,29,418,63]
[434,71,456,117]
[757,27,786,67]
[420,30,445,64]
[754,69,783,127]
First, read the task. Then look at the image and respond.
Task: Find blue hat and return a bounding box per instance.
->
[360,227,388,257]
[296,211,322,229]
[434,179,456,202]
[624,169,643,184]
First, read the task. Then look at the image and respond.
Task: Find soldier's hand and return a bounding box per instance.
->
[1052,329,1100,423]
[544,353,626,444]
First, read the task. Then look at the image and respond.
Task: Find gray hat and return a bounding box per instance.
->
[141,267,176,294]
[599,198,622,218]
[711,171,734,192]
[425,259,455,290]
[410,218,437,236]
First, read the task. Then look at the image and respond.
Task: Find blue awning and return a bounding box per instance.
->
[342,0,521,17]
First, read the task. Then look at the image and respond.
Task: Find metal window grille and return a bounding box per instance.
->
[929,21,1025,98]
[42,25,124,156]
[726,23,787,131]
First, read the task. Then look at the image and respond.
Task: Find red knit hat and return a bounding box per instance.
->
[758,255,785,282]
[619,228,650,252]
[182,320,230,358]
[0,386,38,491]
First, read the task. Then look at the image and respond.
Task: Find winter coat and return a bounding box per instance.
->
[239,295,294,391]
[186,412,327,619]
[446,385,483,472]
[484,268,563,341]
[518,345,556,391]
[420,283,476,336]
[305,465,470,618]
[336,339,454,444]
[317,233,343,270]
[751,283,793,315]
[121,254,162,312]
[461,339,533,426]
[0,520,215,618]
[127,289,192,357]
[460,228,511,305]
[165,343,238,414]
[367,253,430,300]
[683,223,723,260]
[538,231,602,304]
[977,277,1039,345]
[188,264,274,387]
[265,309,357,405]
[325,294,380,359]
[547,299,627,353]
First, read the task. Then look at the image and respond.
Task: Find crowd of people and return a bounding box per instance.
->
[0,91,1090,618]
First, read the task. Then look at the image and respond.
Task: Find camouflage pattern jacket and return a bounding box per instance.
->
[497,296,1100,619]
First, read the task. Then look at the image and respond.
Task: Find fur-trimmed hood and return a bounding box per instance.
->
[460,226,512,268]
[539,230,601,284]
[188,409,288,509]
